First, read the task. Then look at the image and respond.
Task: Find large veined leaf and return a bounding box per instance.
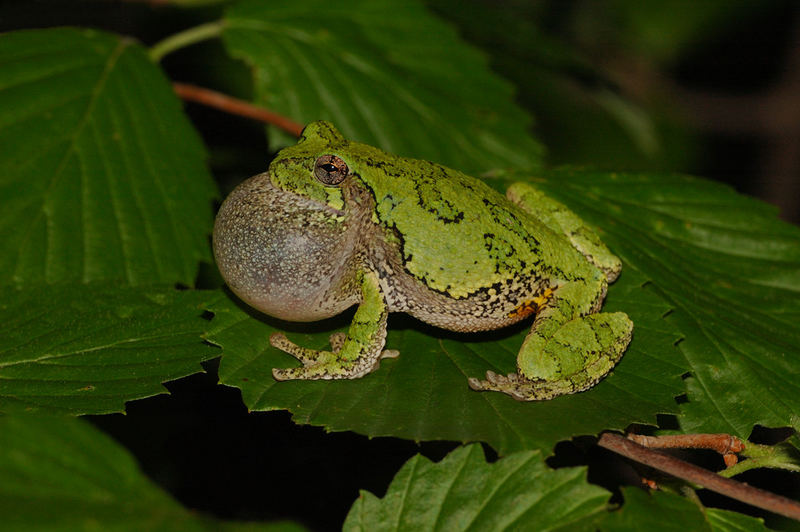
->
[221,0,544,174]
[209,257,684,456]
[210,166,799,453]
[0,414,307,531]
[533,169,800,438]
[598,488,768,531]
[0,28,216,287]
[343,444,609,531]
[0,284,219,415]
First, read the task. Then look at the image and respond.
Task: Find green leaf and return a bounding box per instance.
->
[601,489,706,531]
[534,169,800,438]
[0,284,219,414]
[343,444,609,531]
[221,0,543,174]
[216,523,308,532]
[705,508,770,532]
[208,261,683,455]
[603,0,769,64]
[425,0,694,173]
[0,28,216,287]
[0,414,307,531]
[599,488,768,531]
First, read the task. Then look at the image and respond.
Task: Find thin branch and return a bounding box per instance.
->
[627,433,745,454]
[598,432,800,521]
[627,433,744,466]
[172,83,304,138]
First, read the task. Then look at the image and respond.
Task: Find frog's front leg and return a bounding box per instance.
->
[271,271,395,381]
[468,278,633,401]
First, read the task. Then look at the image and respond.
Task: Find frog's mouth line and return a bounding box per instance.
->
[266,171,347,218]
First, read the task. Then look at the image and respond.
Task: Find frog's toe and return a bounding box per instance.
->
[269,332,287,346]
[380,349,400,359]
[467,376,484,391]
[467,376,482,390]
[468,371,517,392]
[467,371,497,391]
[272,364,335,381]
[468,371,568,401]
[270,332,324,364]
[270,332,299,354]
[272,367,300,381]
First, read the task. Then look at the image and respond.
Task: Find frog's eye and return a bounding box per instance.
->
[314,155,349,185]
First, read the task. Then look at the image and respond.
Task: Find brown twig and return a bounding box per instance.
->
[627,433,745,466]
[172,82,304,138]
[598,432,800,521]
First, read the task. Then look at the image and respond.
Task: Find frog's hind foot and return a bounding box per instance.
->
[468,371,578,401]
[469,311,633,401]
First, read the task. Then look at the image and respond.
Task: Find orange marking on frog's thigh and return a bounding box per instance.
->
[509,301,537,319]
[532,287,554,306]
[508,287,555,319]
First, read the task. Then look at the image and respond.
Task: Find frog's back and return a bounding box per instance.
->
[348,148,591,330]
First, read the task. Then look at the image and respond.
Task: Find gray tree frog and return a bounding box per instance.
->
[213,121,632,401]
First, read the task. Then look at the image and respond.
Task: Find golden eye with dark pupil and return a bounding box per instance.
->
[314,155,349,185]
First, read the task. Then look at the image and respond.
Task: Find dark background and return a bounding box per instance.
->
[3,1,799,530]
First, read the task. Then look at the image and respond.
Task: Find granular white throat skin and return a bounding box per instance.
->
[213,172,359,322]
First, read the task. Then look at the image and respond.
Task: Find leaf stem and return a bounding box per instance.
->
[720,442,800,478]
[598,432,800,521]
[149,21,225,62]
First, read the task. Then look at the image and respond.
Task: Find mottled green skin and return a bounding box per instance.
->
[212,121,632,400]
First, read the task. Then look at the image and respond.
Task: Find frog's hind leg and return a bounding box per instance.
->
[506,182,621,282]
[468,279,632,401]
[271,271,394,381]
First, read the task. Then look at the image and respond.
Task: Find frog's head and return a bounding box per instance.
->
[266,121,355,212]
[213,122,367,322]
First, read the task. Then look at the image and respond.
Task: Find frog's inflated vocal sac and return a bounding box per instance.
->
[213,121,632,400]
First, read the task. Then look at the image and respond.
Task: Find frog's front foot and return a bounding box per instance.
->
[270,332,329,363]
[269,332,398,381]
[468,371,582,401]
[270,332,349,380]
